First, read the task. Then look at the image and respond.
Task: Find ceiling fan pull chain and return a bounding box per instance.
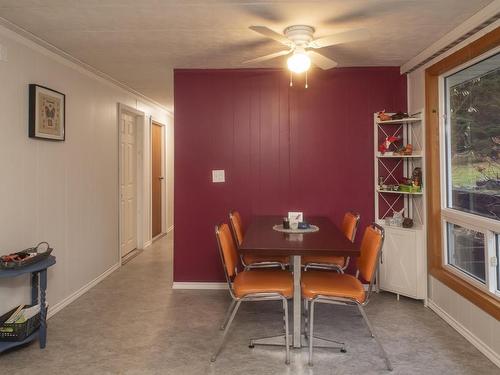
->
[305,71,308,89]
[289,71,293,87]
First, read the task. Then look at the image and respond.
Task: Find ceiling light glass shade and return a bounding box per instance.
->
[287,52,311,73]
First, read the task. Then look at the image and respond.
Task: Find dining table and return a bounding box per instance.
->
[239,215,359,350]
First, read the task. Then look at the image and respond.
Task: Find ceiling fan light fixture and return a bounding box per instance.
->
[287,52,311,73]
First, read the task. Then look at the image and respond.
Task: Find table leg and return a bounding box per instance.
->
[39,269,47,349]
[292,255,301,348]
[31,272,39,305]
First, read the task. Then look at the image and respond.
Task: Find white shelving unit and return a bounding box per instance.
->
[374,112,427,302]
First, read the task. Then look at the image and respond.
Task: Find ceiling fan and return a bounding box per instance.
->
[243,25,370,73]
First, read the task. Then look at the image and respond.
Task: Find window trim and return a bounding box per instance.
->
[425,27,500,320]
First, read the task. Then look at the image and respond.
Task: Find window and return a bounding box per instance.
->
[447,223,486,283]
[441,51,500,297]
[426,29,500,318]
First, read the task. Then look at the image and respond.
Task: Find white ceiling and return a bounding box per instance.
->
[0,0,494,111]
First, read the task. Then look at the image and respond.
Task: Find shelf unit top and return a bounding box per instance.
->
[376,117,421,125]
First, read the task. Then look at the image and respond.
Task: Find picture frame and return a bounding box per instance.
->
[29,84,65,141]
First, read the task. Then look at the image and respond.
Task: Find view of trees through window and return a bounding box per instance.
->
[447,54,500,220]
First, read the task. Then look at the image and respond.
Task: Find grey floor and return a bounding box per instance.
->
[1,233,498,374]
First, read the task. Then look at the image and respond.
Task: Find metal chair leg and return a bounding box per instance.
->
[308,300,315,366]
[220,299,237,330]
[211,300,241,362]
[358,305,393,371]
[282,297,290,364]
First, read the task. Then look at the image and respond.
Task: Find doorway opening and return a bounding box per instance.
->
[151,121,166,240]
[118,104,146,260]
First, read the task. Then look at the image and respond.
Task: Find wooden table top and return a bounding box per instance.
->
[239,216,359,257]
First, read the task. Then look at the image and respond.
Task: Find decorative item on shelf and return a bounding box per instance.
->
[393,209,404,226]
[385,209,404,227]
[402,218,414,228]
[378,176,384,188]
[377,110,392,121]
[390,112,410,120]
[412,167,423,188]
[399,184,421,193]
[394,144,413,156]
[378,135,400,155]
[401,177,412,185]
[380,184,399,192]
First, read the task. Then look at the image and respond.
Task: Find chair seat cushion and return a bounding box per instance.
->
[302,255,345,268]
[243,254,289,266]
[301,270,366,303]
[233,269,293,299]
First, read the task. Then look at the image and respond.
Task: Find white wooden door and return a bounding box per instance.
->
[120,113,137,257]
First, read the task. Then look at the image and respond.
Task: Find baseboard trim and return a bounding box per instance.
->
[167,225,174,234]
[47,262,120,319]
[143,240,152,248]
[172,282,228,290]
[427,299,500,368]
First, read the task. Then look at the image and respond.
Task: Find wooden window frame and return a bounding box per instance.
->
[425,27,500,320]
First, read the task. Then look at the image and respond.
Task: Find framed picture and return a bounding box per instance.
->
[29,84,65,141]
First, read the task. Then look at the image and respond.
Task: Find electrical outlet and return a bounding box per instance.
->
[0,45,7,62]
[212,170,225,183]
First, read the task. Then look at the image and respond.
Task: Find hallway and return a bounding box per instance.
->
[0,233,497,374]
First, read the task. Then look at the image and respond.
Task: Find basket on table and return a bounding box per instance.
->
[0,305,41,342]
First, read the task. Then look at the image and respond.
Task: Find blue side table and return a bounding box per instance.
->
[0,255,56,353]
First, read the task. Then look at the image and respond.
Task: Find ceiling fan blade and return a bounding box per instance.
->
[309,28,370,49]
[307,51,338,70]
[242,50,291,64]
[249,26,292,47]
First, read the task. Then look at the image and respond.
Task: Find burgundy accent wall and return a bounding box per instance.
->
[174,68,407,282]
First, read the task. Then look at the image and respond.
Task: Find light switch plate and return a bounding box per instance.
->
[212,169,225,183]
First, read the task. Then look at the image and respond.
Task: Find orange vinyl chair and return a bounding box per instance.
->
[229,210,289,269]
[302,211,360,273]
[211,223,292,364]
[301,223,392,370]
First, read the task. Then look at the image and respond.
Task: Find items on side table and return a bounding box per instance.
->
[0,242,53,270]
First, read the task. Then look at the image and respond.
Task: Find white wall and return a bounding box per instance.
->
[0,25,172,316]
[406,20,500,367]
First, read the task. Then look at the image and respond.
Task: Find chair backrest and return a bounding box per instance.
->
[229,210,244,247]
[215,223,240,280]
[341,211,360,242]
[357,223,384,284]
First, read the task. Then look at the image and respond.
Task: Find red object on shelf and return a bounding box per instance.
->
[378,136,400,154]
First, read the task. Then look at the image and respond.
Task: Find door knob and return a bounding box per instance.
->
[159,177,165,180]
